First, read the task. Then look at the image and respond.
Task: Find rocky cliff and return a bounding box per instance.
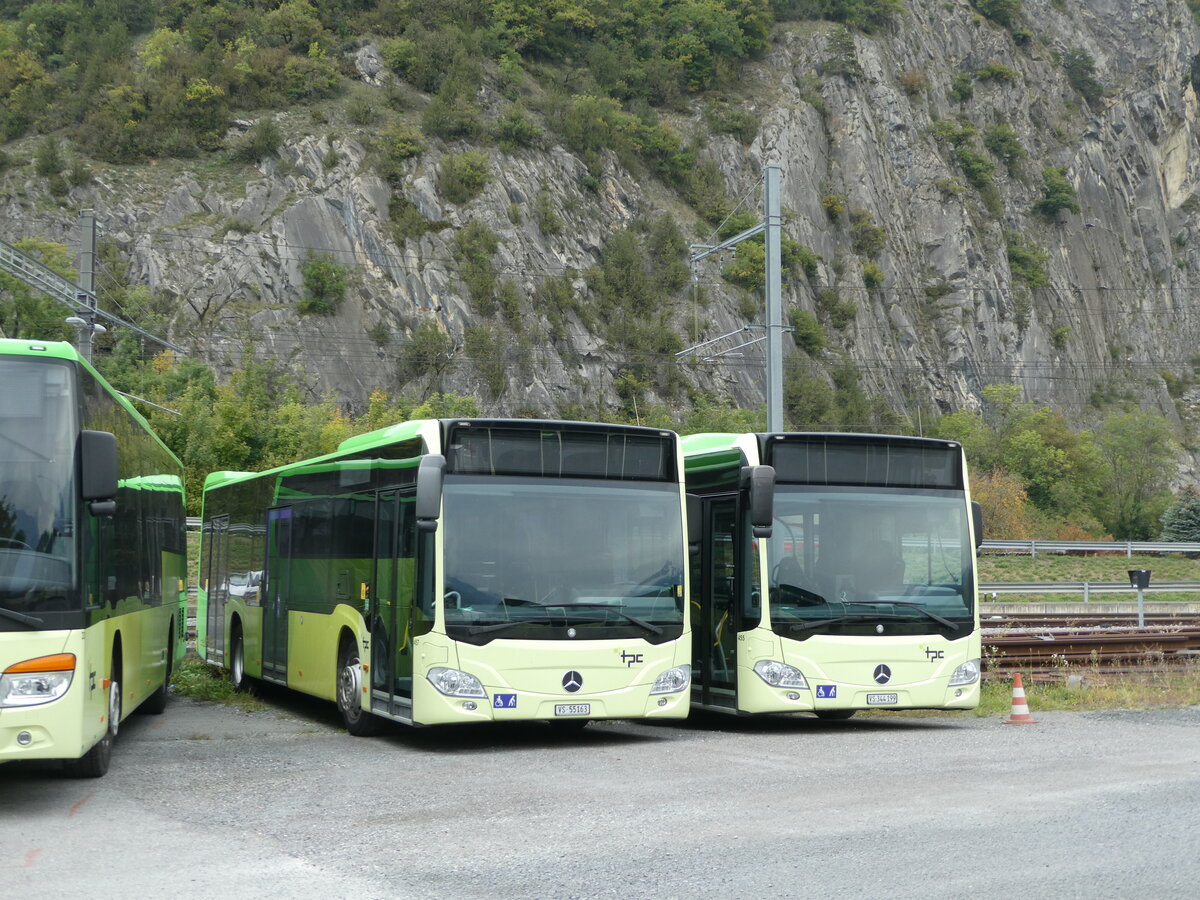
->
[3,0,1200,431]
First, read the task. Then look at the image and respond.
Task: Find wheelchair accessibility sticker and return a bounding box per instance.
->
[816,685,837,699]
[493,693,517,708]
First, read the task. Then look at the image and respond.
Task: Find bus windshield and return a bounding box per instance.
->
[767,486,972,639]
[0,358,77,629]
[441,477,685,645]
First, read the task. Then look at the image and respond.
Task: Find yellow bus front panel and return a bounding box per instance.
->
[0,631,107,764]
[735,628,981,714]
[412,635,692,725]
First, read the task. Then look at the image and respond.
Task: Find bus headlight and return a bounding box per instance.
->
[753,660,809,689]
[426,666,486,698]
[1,653,76,708]
[649,665,691,695]
[948,659,981,686]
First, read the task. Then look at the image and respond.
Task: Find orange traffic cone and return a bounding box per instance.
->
[1002,672,1038,725]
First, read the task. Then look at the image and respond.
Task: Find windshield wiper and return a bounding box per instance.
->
[558,602,664,636]
[847,600,959,631]
[0,606,43,627]
[462,616,555,637]
[785,614,880,633]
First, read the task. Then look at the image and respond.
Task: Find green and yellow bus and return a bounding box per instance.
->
[198,418,691,730]
[0,340,187,776]
[683,432,982,718]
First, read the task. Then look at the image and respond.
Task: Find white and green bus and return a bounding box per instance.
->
[198,418,691,731]
[0,340,187,776]
[683,432,982,718]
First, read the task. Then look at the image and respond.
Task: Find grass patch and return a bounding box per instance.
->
[172,656,267,711]
[978,552,1200,584]
[864,665,1200,717]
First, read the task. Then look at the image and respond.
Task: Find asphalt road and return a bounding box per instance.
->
[2,686,1198,899]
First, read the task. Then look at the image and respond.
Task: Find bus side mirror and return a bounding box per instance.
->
[81,430,118,515]
[686,493,701,555]
[742,465,775,539]
[971,501,984,549]
[416,454,446,533]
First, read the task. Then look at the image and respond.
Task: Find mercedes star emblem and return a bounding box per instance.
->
[873,664,892,685]
[562,671,583,693]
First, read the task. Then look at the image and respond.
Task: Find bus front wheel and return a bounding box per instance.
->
[337,640,381,737]
[66,666,120,778]
[230,626,251,693]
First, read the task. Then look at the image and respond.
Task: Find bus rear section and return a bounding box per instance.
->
[1,341,186,775]
[200,419,692,731]
[684,432,981,718]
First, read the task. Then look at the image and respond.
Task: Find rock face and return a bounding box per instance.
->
[3,0,1200,427]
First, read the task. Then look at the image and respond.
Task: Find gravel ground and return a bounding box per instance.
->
[3,688,1198,899]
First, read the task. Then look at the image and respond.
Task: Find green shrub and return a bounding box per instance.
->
[232,118,283,162]
[789,309,825,354]
[421,92,483,141]
[34,136,63,177]
[862,261,885,289]
[975,61,1017,82]
[298,252,349,316]
[464,324,507,400]
[454,220,500,314]
[950,73,974,102]
[983,123,1026,176]
[1051,326,1071,351]
[850,209,887,257]
[1006,232,1049,287]
[1033,167,1080,219]
[534,189,563,236]
[973,0,1022,27]
[397,321,454,385]
[705,101,759,144]
[816,287,856,328]
[494,104,542,151]
[345,89,378,126]
[439,151,490,204]
[1060,48,1105,105]
[375,123,424,185]
[821,193,846,218]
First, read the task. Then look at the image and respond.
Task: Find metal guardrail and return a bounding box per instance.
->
[979,539,1200,556]
[980,581,1200,599]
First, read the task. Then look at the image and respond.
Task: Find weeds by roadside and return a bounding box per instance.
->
[172,656,267,712]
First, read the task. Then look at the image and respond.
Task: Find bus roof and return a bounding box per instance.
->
[0,338,184,471]
[0,338,83,361]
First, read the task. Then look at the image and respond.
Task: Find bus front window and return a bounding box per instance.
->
[0,358,77,628]
[441,478,685,645]
[767,487,972,639]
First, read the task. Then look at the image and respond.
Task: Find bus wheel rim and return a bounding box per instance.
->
[339,658,362,715]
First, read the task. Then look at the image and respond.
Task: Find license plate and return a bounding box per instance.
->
[867,693,898,705]
[554,704,591,717]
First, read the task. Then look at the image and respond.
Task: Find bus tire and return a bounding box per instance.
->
[815,709,856,720]
[141,623,174,715]
[337,639,381,737]
[229,624,251,693]
[65,661,121,778]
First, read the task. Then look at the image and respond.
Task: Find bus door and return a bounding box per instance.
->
[262,507,292,683]
[370,489,417,718]
[692,497,739,709]
[204,515,229,664]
